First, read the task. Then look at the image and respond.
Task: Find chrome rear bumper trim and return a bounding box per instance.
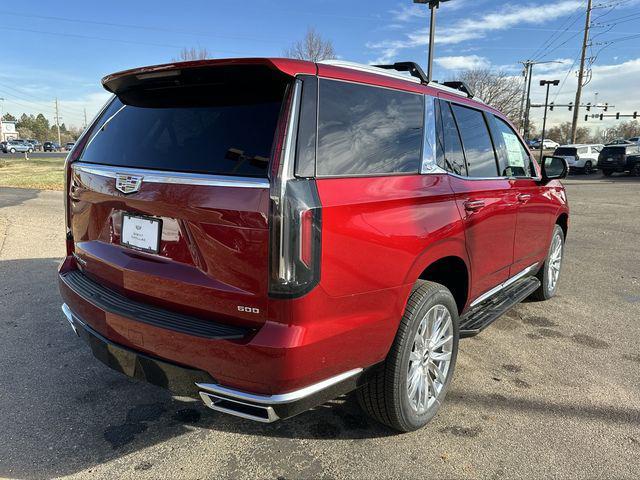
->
[196,368,363,406]
[72,162,269,189]
[61,303,78,335]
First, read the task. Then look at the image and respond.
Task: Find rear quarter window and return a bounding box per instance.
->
[316,79,424,177]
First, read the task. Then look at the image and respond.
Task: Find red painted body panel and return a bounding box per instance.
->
[59,58,569,398]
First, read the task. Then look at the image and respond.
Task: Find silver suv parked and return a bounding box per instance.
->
[2,140,34,154]
[553,144,603,174]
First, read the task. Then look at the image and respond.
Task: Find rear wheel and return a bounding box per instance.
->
[530,225,564,301]
[583,161,593,174]
[602,169,613,177]
[630,163,640,177]
[357,281,459,432]
[9,148,15,154]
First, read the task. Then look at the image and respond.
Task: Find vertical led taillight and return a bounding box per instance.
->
[63,97,116,256]
[268,77,322,298]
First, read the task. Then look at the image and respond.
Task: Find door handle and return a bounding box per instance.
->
[517,194,532,203]
[464,200,485,212]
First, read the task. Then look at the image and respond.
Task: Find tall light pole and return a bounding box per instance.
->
[0,97,5,142]
[520,60,564,140]
[414,0,451,83]
[539,79,560,159]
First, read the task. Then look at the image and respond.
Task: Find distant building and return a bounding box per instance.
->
[0,121,18,142]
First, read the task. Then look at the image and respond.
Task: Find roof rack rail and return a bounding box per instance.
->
[373,62,428,85]
[441,81,475,98]
[373,62,474,98]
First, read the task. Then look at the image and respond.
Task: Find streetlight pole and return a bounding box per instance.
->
[539,79,560,160]
[0,97,5,143]
[414,0,451,83]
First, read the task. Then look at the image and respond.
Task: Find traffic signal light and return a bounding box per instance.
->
[634,112,638,119]
[616,112,620,119]
[604,103,609,112]
[586,102,591,111]
[549,102,554,111]
[599,114,604,120]
[584,115,588,121]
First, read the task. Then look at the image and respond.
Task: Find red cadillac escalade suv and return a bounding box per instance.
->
[58,58,569,432]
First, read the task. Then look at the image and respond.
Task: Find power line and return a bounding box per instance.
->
[0,10,286,44]
[530,4,586,61]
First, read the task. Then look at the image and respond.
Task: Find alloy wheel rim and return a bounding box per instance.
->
[547,233,563,291]
[407,304,453,414]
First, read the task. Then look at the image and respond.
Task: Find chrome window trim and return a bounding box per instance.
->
[196,368,363,405]
[421,95,445,174]
[470,263,539,308]
[71,162,270,189]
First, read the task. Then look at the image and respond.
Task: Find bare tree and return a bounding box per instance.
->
[173,47,210,62]
[456,69,523,127]
[284,27,336,62]
[546,121,591,144]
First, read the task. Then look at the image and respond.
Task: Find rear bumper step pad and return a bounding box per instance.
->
[460,276,541,338]
[60,270,249,340]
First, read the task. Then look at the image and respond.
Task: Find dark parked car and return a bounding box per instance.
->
[26,139,42,151]
[58,58,569,432]
[598,144,640,176]
[43,141,60,152]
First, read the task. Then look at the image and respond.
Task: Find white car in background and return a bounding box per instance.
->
[627,137,640,145]
[553,144,604,174]
[531,138,559,150]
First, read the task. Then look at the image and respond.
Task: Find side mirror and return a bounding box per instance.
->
[541,155,568,183]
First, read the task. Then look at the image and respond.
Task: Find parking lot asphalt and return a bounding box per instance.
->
[1,173,639,479]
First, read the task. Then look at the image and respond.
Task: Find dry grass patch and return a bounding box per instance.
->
[0,156,65,190]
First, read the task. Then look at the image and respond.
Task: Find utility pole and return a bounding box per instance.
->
[83,108,88,129]
[54,98,62,146]
[518,62,529,134]
[539,79,560,159]
[570,0,593,144]
[521,60,563,140]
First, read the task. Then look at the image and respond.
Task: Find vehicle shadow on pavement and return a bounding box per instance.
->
[0,187,41,209]
[0,257,394,479]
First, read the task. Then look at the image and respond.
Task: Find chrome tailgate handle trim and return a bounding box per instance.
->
[72,162,270,189]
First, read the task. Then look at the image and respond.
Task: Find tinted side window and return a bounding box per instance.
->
[437,100,467,175]
[490,115,533,177]
[317,79,423,176]
[451,104,498,178]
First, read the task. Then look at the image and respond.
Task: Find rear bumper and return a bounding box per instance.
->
[62,302,363,422]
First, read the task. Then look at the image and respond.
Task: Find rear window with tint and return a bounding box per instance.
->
[600,146,626,156]
[554,147,577,156]
[80,74,287,177]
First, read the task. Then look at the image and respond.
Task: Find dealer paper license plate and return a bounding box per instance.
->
[121,214,162,254]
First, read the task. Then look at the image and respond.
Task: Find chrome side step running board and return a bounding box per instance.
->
[469,263,539,308]
[197,368,364,423]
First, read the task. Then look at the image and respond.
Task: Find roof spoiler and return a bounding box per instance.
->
[373,62,474,98]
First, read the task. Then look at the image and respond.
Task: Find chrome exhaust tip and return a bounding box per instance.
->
[199,391,279,423]
[61,303,78,336]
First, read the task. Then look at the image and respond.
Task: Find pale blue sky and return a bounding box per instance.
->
[2,0,639,129]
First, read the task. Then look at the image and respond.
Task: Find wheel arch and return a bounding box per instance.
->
[417,256,469,315]
[556,212,568,239]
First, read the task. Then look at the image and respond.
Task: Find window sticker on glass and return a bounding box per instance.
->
[502,132,526,169]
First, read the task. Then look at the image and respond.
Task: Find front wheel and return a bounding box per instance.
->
[9,148,16,154]
[583,161,593,174]
[602,169,613,177]
[357,281,459,432]
[630,163,640,177]
[530,225,565,301]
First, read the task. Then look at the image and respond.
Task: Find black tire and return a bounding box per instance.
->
[530,225,565,301]
[357,281,459,432]
[630,163,640,177]
[602,169,613,177]
[9,148,15,154]
[27,148,33,153]
[583,161,593,174]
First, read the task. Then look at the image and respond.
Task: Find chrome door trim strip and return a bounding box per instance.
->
[71,162,270,189]
[470,262,539,308]
[196,368,363,405]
